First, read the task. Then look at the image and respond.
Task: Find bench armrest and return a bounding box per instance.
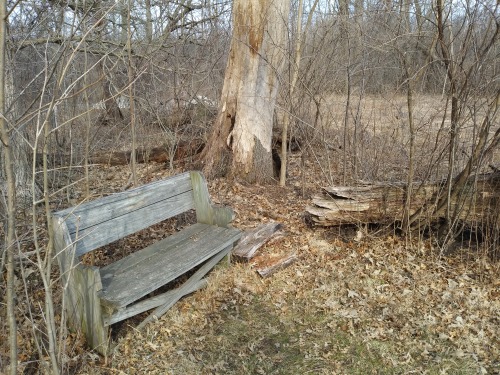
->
[190,171,236,228]
[211,205,235,228]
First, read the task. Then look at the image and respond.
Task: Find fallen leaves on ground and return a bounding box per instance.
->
[4,156,499,374]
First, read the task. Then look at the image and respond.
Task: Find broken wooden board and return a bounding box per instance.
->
[232,222,283,259]
[255,254,298,278]
[137,245,232,330]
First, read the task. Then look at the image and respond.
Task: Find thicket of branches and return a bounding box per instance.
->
[1,0,498,373]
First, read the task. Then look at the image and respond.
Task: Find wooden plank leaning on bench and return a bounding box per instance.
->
[51,171,241,355]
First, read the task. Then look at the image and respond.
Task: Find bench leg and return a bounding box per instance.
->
[65,265,109,355]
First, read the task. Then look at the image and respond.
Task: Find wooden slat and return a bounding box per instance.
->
[70,191,194,257]
[232,222,283,259]
[100,223,209,276]
[137,245,233,330]
[99,223,241,308]
[104,279,207,326]
[56,172,192,228]
[53,173,195,256]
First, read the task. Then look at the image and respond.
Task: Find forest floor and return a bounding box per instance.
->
[2,140,499,374]
[47,154,497,375]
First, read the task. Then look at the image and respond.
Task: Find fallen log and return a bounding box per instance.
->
[38,140,204,167]
[306,173,500,227]
[92,140,204,165]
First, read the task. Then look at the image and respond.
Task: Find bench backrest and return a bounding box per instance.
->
[52,171,203,258]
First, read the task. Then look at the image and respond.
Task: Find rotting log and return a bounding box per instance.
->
[91,141,204,166]
[306,173,500,227]
[38,140,204,167]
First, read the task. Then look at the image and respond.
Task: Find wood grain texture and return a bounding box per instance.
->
[53,216,82,329]
[52,217,108,354]
[306,174,500,226]
[190,171,234,227]
[72,265,108,354]
[137,245,233,330]
[53,173,194,256]
[104,279,207,326]
[51,171,241,354]
[256,254,298,278]
[99,223,241,308]
[232,222,283,259]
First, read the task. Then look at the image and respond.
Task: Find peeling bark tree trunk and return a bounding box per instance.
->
[202,0,290,184]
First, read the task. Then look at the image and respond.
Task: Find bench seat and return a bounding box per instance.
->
[99,223,241,308]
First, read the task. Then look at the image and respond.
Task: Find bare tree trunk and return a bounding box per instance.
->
[145,0,153,43]
[402,60,415,232]
[339,0,351,183]
[98,64,123,126]
[436,0,458,229]
[83,46,92,198]
[127,0,137,186]
[0,1,18,372]
[280,0,319,186]
[202,0,290,184]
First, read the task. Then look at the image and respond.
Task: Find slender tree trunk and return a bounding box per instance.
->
[145,0,153,43]
[84,46,91,197]
[0,1,18,372]
[98,63,123,126]
[436,0,459,234]
[127,0,137,186]
[202,0,290,184]
[280,0,319,186]
[402,61,415,232]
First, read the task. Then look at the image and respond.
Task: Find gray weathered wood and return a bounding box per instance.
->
[56,172,192,228]
[53,173,195,256]
[51,171,241,355]
[232,222,283,259]
[190,171,234,227]
[53,216,108,353]
[104,279,207,326]
[71,265,108,354]
[137,245,233,330]
[99,223,241,308]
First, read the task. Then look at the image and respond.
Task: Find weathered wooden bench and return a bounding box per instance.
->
[52,171,241,354]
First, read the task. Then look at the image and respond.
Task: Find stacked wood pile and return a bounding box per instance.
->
[306,172,500,228]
